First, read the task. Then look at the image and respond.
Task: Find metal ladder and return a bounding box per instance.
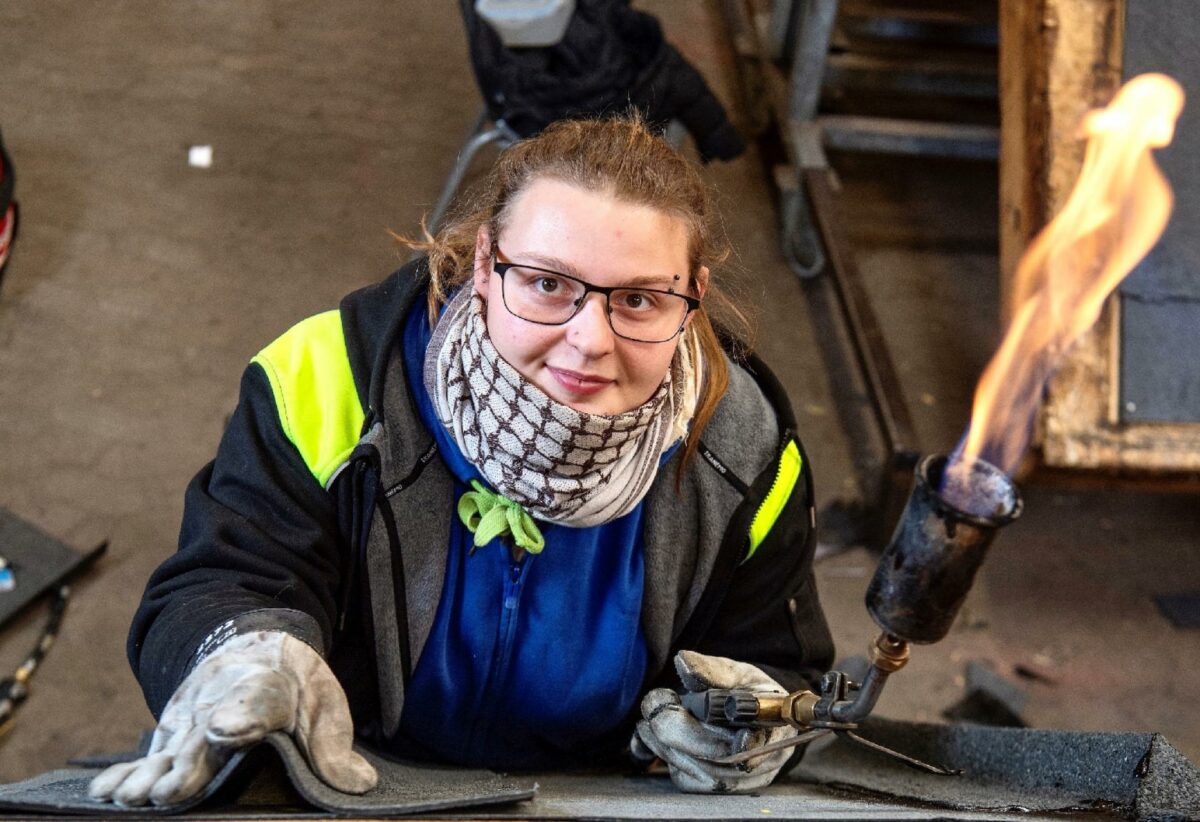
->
[717,0,999,547]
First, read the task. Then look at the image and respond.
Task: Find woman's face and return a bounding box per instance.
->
[473,177,706,416]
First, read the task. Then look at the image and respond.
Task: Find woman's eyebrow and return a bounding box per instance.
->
[514,252,681,288]
[515,252,586,278]
[623,274,682,288]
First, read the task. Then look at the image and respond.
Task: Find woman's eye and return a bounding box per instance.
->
[620,291,655,311]
[536,277,560,294]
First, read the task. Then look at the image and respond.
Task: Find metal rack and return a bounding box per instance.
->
[717,0,999,546]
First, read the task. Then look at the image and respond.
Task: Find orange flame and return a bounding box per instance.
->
[955,73,1184,481]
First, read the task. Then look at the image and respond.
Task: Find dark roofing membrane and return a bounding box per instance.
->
[789,718,1200,820]
[1,720,1196,819]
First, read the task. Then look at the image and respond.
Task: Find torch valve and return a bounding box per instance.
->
[870,633,911,673]
[680,687,821,729]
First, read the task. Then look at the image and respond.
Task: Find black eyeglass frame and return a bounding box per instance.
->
[490,254,702,344]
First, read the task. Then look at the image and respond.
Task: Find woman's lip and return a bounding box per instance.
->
[547,366,613,396]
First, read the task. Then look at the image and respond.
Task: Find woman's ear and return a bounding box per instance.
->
[684,266,709,329]
[693,266,710,301]
[473,225,492,297]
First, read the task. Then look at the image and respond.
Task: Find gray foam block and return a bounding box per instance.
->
[0,732,536,817]
[0,506,92,628]
[791,717,1200,819]
[1155,592,1200,628]
[941,662,1028,728]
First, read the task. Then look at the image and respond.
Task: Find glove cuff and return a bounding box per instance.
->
[188,608,325,674]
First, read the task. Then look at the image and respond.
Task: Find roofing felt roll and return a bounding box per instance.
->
[0,732,537,817]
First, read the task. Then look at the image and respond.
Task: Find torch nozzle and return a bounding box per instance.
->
[866,454,1021,644]
[685,454,1021,735]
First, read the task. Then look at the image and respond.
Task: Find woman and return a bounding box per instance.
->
[89,116,834,806]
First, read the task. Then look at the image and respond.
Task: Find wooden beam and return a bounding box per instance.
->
[998,0,1048,326]
[999,0,1123,319]
[1000,0,1200,473]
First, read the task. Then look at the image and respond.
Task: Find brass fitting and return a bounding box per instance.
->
[735,690,821,728]
[869,632,911,673]
[786,690,821,726]
[743,693,785,724]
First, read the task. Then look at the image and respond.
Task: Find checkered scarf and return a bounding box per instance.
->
[424,288,697,527]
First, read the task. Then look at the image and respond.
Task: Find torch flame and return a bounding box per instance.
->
[945,73,1184,510]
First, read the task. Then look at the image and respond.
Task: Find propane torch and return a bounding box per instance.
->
[684,453,1022,769]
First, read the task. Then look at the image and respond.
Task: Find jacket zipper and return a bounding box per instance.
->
[467,551,531,758]
[754,433,794,522]
[772,432,795,492]
[336,459,370,636]
[665,431,802,665]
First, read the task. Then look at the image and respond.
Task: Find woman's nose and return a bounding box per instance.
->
[566,293,616,356]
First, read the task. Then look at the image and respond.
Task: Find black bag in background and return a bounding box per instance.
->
[459,0,745,163]
[0,128,16,286]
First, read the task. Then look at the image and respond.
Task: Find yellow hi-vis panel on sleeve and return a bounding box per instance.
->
[746,440,802,560]
[251,310,365,488]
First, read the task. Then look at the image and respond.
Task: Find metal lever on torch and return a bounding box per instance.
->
[707,726,958,774]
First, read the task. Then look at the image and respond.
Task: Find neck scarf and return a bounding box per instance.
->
[423,288,700,528]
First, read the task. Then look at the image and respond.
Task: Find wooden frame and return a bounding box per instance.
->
[999,0,1200,473]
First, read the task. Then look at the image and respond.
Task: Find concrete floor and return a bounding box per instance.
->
[0,0,1198,794]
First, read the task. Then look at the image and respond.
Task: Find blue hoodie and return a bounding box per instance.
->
[394,298,666,768]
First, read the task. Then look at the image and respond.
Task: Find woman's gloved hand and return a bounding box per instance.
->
[88,631,377,807]
[631,650,797,793]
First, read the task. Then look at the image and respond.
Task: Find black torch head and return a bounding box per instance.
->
[865,454,1022,644]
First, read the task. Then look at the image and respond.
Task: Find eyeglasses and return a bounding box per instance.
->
[491,250,701,344]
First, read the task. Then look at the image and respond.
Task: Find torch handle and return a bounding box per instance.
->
[682,689,767,727]
[681,688,819,728]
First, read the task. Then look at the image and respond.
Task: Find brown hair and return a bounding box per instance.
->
[403,115,750,475]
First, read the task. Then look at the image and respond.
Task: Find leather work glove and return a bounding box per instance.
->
[88,631,376,807]
[632,650,798,793]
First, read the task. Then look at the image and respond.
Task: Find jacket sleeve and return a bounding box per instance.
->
[127,363,342,716]
[692,440,835,693]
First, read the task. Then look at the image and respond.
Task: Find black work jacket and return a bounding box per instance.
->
[128,260,833,757]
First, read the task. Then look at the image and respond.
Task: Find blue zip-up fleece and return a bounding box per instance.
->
[127,259,835,769]
[397,297,652,767]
